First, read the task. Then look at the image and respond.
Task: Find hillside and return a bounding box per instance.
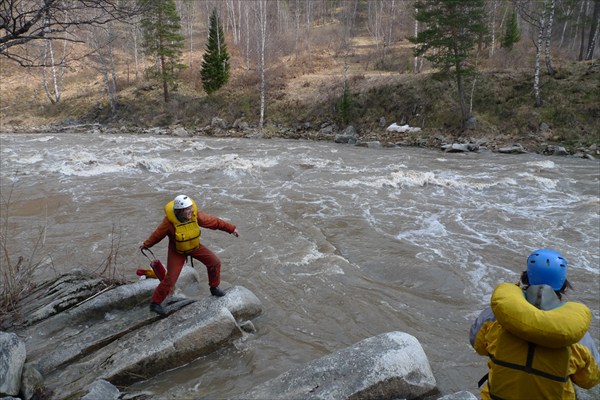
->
[1,34,599,155]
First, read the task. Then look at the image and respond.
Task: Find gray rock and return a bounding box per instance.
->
[19,272,109,327]
[23,278,191,375]
[443,143,480,153]
[145,127,167,135]
[211,117,228,129]
[343,125,357,137]
[365,141,382,148]
[81,380,120,400]
[497,144,527,154]
[45,304,242,398]
[443,143,469,153]
[0,332,26,396]
[545,145,569,156]
[240,320,256,333]
[320,125,335,135]
[241,331,437,400]
[171,126,189,137]
[437,391,478,400]
[19,364,45,400]
[233,119,250,131]
[334,134,357,144]
[9,267,261,399]
[334,126,358,144]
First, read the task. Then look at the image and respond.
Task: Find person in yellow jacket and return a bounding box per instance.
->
[470,249,600,400]
[140,194,239,315]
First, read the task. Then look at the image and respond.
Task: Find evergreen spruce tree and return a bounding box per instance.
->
[201,9,230,95]
[339,82,353,125]
[410,0,487,130]
[139,0,185,103]
[501,11,521,50]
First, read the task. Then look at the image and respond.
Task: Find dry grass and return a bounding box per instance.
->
[0,184,49,321]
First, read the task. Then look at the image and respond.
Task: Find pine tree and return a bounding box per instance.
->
[339,82,353,125]
[501,11,521,50]
[201,9,230,95]
[139,0,185,103]
[410,0,487,130]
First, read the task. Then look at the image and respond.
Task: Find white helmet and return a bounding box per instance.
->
[173,195,193,209]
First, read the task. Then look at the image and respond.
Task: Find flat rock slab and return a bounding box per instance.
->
[241,331,437,400]
[9,268,262,399]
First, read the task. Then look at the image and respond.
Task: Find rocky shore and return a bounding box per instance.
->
[0,118,598,160]
[0,268,453,400]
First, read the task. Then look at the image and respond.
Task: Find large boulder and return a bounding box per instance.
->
[334,126,358,144]
[6,267,262,399]
[240,331,437,400]
[0,332,26,396]
[45,304,241,398]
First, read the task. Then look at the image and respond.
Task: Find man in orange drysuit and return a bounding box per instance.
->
[140,194,239,315]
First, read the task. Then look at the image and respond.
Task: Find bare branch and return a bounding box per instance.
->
[1,0,141,66]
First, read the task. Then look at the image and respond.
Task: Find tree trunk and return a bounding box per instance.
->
[257,0,267,133]
[108,41,118,115]
[456,75,467,129]
[244,2,251,69]
[525,0,548,107]
[534,28,543,107]
[454,55,467,129]
[544,0,555,76]
[489,0,498,58]
[579,0,589,60]
[41,39,66,104]
[188,2,194,68]
[160,52,170,103]
[133,24,140,81]
[586,0,600,59]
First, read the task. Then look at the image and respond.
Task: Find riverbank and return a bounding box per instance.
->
[1,55,598,158]
[1,119,597,160]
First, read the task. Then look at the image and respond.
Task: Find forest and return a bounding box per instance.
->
[1,0,599,150]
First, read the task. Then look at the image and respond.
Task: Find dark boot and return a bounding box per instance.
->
[210,286,225,297]
[150,302,166,315]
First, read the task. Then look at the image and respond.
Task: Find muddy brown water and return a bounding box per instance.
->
[1,133,598,398]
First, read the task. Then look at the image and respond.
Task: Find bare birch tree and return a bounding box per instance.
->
[254,0,268,133]
[585,0,600,59]
[87,23,119,116]
[41,37,67,103]
[545,0,556,75]
[515,0,553,106]
[557,0,576,49]
[413,7,423,73]
[130,17,143,82]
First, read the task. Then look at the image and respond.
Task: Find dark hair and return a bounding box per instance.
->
[520,271,572,300]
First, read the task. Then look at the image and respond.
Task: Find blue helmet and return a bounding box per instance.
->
[526,249,568,291]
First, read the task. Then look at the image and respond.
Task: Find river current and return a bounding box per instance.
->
[1,133,599,398]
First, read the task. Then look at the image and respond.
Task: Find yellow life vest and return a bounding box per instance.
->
[492,283,591,348]
[164,199,201,255]
[483,283,592,400]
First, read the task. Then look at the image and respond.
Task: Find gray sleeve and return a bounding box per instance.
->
[469,307,496,347]
[578,331,600,365]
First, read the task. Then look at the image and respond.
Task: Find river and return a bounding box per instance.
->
[1,132,598,398]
